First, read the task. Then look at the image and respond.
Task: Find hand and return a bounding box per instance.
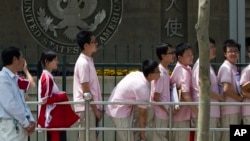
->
[94,110,103,122]
[219,95,225,102]
[238,96,244,102]
[25,94,30,101]
[172,106,181,115]
[140,131,147,141]
[23,60,28,72]
[24,121,36,136]
[176,84,181,90]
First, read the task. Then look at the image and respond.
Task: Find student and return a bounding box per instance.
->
[151,43,175,141]
[37,50,79,141]
[192,38,224,141]
[73,30,102,141]
[106,59,160,141]
[0,46,36,141]
[240,38,250,125]
[170,43,197,141]
[217,39,242,141]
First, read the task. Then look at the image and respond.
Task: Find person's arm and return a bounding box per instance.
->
[23,60,36,88]
[153,92,168,114]
[181,92,198,114]
[210,91,225,101]
[223,82,243,102]
[241,85,250,99]
[139,107,147,141]
[82,82,102,121]
[40,74,66,104]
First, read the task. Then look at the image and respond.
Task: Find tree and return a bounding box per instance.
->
[195,0,211,141]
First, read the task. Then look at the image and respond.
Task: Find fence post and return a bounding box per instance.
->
[62,55,66,91]
[139,44,142,63]
[168,105,173,141]
[84,92,92,141]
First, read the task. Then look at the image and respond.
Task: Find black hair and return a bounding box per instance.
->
[1,46,21,66]
[223,39,240,53]
[175,43,192,59]
[76,30,94,51]
[195,37,215,52]
[155,43,173,60]
[37,50,57,79]
[142,59,159,77]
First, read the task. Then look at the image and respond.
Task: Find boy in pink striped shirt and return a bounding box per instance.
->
[240,38,250,125]
[106,60,160,141]
[170,43,198,141]
[192,38,224,141]
[217,39,242,141]
[151,43,175,141]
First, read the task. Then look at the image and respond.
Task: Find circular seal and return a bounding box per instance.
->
[21,0,123,55]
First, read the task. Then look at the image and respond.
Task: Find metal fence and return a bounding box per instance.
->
[27,98,250,141]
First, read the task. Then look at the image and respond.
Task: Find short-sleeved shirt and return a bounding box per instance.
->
[105,71,151,118]
[151,64,170,120]
[217,60,241,115]
[170,62,192,121]
[240,64,250,116]
[192,59,220,118]
[73,53,102,112]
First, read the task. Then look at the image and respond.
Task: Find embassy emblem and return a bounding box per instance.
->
[21,0,123,54]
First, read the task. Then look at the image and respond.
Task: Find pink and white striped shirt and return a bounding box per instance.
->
[217,60,241,115]
[170,62,192,121]
[106,71,151,118]
[151,64,171,120]
[192,59,220,118]
[240,64,250,116]
[73,53,102,112]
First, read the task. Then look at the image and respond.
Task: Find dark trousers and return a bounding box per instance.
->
[47,131,67,141]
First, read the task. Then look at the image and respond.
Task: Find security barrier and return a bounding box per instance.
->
[27,99,249,141]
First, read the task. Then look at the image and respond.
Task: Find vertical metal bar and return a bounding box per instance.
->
[168,105,173,141]
[229,0,237,40]
[114,45,117,84]
[139,44,142,63]
[127,45,130,73]
[237,0,245,63]
[44,131,47,141]
[212,130,215,141]
[128,128,131,141]
[101,43,105,141]
[0,44,2,67]
[84,93,92,141]
[151,45,155,59]
[24,45,27,58]
[37,44,40,141]
[62,55,66,91]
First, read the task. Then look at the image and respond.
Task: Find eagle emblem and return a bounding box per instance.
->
[37,0,106,41]
[22,0,123,54]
